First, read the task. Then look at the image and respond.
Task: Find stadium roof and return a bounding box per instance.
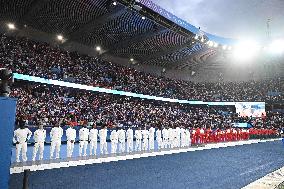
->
[0,0,226,71]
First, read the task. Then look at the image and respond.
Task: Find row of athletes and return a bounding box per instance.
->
[13,122,277,162]
[13,123,192,162]
[191,127,278,144]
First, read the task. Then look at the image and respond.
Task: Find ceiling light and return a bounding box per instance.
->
[96,46,101,51]
[57,35,63,41]
[7,23,15,30]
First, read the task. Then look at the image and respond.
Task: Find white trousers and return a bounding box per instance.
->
[16,142,27,162]
[118,141,125,153]
[89,140,97,155]
[79,141,88,156]
[67,141,75,158]
[135,139,141,151]
[100,141,108,154]
[126,139,133,152]
[163,138,169,148]
[50,140,61,159]
[111,141,117,154]
[142,139,148,151]
[32,142,44,161]
[157,138,163,149]
[149,138,154,150]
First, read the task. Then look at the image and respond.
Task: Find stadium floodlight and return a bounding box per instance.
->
[7,23,15,30]
[233,40,260,61]
[96,46,101,51]
[57,35,63,41]
[268,39,284,54]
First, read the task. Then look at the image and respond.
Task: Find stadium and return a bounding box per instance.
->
[0,0,284,189]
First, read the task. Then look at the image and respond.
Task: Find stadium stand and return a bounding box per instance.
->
[1,34,283,102]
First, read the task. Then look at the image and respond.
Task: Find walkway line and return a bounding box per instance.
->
[242,164,284,189]
[10,138,281,174]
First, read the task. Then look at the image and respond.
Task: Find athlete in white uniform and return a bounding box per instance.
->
[148,127,155,151]
[175,127,181,148]
[185,128,191,147]
[99,126,108,154]
[126,127,134,153]
[13,124,32,162]
[89,125,98,156]
[32,124,46,161]
[79,125,89,156]
[135,127,142,151]
[110,129,118,154]
[142,128,149,151]
[156,128,163,150]
[118,128,126,153]
[168,127,174,148]
[66,126,76,158]
[162,127,169,148]
[50,124,63,159]
[180,127,186,147]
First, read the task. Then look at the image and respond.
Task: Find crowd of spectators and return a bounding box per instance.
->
[10,82,284,130]
[1,33,283,102]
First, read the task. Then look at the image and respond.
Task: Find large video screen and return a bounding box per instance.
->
[235,102,265,117]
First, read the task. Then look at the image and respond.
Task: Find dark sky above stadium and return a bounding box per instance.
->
[151,0,284,41]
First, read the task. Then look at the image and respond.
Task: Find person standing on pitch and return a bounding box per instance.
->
[110,129,118,154]
[50,122,63,159]
[118,127,126,153]
[135,127,142,151]
[32,123,46,161]
[142,127,149,151]
[162,127,169,148]
[149,126,155,151]
[89,124,98,156]
[13,121,32,162]
[79,124,89,156]
[126,127,134,153]
[99,125,108,154]
[66,125,76,158]
[156,127,163,150]
[180,127,186,147]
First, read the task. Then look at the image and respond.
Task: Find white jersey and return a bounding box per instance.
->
[50,127,63,141]
[89,128,98,141]
[13,128,32,143]
[110,130,118,143]
[33,129,46,143]
[156,129,162,139]
[126,128,133,139]
[118,129,126,142]
[162,128,169,139]
[135,130,142,140]
[79,128,90,141]
[149,127,155,138]
[142,130,149,140]
[66,127,76,141]
[176,127,181,138]
[99,128,108,141]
